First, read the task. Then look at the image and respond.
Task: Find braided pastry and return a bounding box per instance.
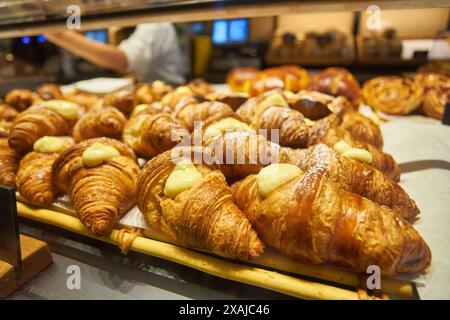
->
[415,73,449,120]
[362,76,423,115]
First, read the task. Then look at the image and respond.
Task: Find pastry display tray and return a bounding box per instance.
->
[14,112,450,300]
[16,199,415,300]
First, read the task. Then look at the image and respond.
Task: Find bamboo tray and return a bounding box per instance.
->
[16,201,416,300]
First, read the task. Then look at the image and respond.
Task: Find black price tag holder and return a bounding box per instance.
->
[0,185,22,274]
[442,103,450,126]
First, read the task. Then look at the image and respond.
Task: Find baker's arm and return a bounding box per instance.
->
[46,31,128,72]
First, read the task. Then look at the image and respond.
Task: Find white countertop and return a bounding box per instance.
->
[381,116,450,300]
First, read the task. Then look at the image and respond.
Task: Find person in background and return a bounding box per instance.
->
[46,23,186,85]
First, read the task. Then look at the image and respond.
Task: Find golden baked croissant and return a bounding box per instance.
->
[64,89,101,111]
[135,81,173,104]
[160,86,196,110]
[0,133,19,187]
[173,100,236,132]
[130,102,171,117]
[73,107,126,142]
[284,144,419,222]
[103,89,138,115]
[232,165,431,276]
[8,100,82,154]
[187,78,215,97]
[236,94,309,148]
[317,95,384,149]
[136,146,264,260]
[36,83,64,100]
[308,115,400,181]
[52,138,140,235]
[362,76,423,115]
[123,111,187,159]
[0,103,19,132]
[16,136,74,206]
[5,89,37,111]
[203,130,287,180]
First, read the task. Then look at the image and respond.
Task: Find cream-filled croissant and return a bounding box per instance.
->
[284,144,419,222]
[17,136,74,206]
[8,100,82,154]
[232,164,431,276]
[136,146,264,260]
[308,114,400,181]
[52,138,140,235]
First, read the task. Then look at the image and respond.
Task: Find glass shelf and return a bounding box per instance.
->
[0,0,448,38]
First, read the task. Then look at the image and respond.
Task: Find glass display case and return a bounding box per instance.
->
[0,0,449,301]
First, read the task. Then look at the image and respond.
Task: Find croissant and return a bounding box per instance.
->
[0,103,19,132]
[5,89,36,111]
[313,95,383,149]
[173,100,236,132]
[187,78,215,97]
[362,76,423,115]
[64,89,101,111]
[73,107,126,142]
[52,138,140,235]
[8,101,82,154]
[160,87,196,110]
[203,131,287,180]
[0,134,19,187]
[123,112,187,158]
[130,102,171,117]
[135,81,173,104]
[284,144,419,222]
[36,83,64,100]
[308,115,400,181]
[308,67,361,109]
[232,166,431,276]
[103,89,138,115]
[136,146,264,260]
[236,95,309,148]
[16,136,74,206]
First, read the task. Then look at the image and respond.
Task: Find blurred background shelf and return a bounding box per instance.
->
[0,1,448,92]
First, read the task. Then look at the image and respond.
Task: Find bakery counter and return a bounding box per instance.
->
[10,223,292,300]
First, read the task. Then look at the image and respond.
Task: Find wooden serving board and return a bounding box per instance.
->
[16,201,415,300]
[0,234,52,298]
